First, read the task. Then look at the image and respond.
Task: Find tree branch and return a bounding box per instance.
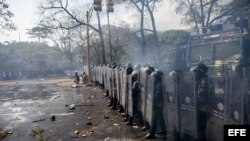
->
[209,7,235,25]
[130,0,142,12]
[134,28,154,33]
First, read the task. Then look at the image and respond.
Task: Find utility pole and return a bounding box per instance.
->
[106,0,114,63]
[86,10,92,85]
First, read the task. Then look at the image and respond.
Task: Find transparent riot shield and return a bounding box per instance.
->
[245,77,250,124]
[164,71,180,139]
[206,76,229,141]
[110,68,115,99]
[139,69,148,120]
[111,68,117,107]
[107,68,113,98]
[104,66,108,91]
[120,69,127,109]
[228,76,245,124]
[127,75,133,116]
[115,68,121,104]
[145,74,154,126]
[179,72,198,139]
[118,69,123,104]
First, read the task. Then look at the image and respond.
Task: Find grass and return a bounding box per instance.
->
[0,127,8,139]
[31,127,46,141]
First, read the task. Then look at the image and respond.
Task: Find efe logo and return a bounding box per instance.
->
[224,125,250,141]
[228,129,246,136]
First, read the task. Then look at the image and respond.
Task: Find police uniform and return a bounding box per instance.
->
[145,71,167,139]
[194,63,209,141]
[127,71,140,125]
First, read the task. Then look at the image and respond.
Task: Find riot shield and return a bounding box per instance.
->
[139,68,148,121]
[103,66,107,89]
[145,74,154,126]
[107,68,113,98]
[111,68,117,107]
[245,77,250,124]
[164,72,180,138]
[228,76,245,124]
[127,74,133,116]
[115,68,121,104]
[120,69,127,109]
[179,72,198,139]
[206,76,229,141]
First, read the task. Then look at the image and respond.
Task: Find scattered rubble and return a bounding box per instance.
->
[50,115,56,121]
[86,122,92,126]
[32,119,46,123]
[69,104,76,110]
[74,130,80,135]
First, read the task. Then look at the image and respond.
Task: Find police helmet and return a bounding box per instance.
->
[145,66,155,75]
[126,63,133,74]
[131,71,139,82]
[193,63,208,74]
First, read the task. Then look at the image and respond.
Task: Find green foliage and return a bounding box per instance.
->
[158,30,190,47]
[0,1,15,30]
[0,42,67,73]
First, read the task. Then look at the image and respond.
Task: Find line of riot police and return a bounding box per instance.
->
[90,62,250,141]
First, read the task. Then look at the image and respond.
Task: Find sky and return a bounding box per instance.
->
[0,0,188,43]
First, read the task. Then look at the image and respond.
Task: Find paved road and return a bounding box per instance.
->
[0,78,167,141]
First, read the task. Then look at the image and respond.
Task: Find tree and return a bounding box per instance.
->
[121,0,162,62]
[37,0,106,64]
[0,42,68,78]
[0,0,15,30]
[174,0,249,34]
[27,26,53,42]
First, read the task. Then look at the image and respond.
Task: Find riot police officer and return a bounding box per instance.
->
[193,63,209,141]
[74,72,80,84]
[122,64,133,122]
[145,70,167,139]
[127,70,140,125]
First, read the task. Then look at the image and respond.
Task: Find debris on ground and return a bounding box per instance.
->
[88,116,92,120]
[88,129,94,134]
[50,115,56,121]
[113,123,119,126]
[69,104,76,110]
[103,114,109,119]
[32,119,46,123]
[82,134,87,137]
[74,130,80,135]
[70,130,80,138]
[53,95,60,100]
[31,127,46,141]
[86,122,92,126]
[104,137,111,141]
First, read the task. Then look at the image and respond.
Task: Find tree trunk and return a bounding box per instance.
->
[96,11,106,64]
[140,1,146,62]
[187,0,200,34]
[146,4,160,63]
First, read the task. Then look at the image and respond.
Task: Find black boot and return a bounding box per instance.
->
[126,117,133,126]
[145,133,156,139]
